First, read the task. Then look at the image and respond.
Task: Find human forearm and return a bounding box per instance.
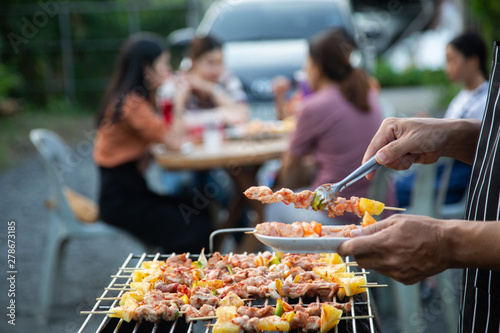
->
[338,213,500,285]
[441,118,481,164]
[363,118,481,175]
[211,85,237,108]
[445,219,500,271]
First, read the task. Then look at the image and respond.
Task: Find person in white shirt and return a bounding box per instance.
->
[396,32,489,207]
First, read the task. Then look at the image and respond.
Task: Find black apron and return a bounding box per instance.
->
[459,41,500,333]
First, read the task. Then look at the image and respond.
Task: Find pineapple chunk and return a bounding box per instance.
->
[132,269,157,282]
[339,276,367,297]
[119,291,144,306]
[313,264,346,282]
[216,306,238,322]
[282,311,295,323]
[142,271,161,283]
[197,279,224,289]
[336,287,346,301]
[140,260,165,269]
[332,272,355,284]
[332,263,346,273]
[108,302,138,322]
[313,266,333,282]
[320,304,343,333]
[122,298,139,308]
[321,253,343,265]
[130,282,152,294]
[213,321,241,333]
[361,211,377,227]
[180,294,189,304]
[333,272,355,301]
[219,292,244,307]
[257,315,291,331]
[358,198,385,216]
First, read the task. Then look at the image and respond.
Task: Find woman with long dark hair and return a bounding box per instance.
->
[93,32,213,253]
[266,28,394,225]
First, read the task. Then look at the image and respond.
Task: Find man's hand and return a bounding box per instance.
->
[363,118,449,175]
[362,117,480,179]
[338,214,451,285]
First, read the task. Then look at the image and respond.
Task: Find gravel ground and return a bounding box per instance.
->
[0,154,145,333]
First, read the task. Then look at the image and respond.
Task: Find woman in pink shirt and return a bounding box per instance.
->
[266,29,391,225]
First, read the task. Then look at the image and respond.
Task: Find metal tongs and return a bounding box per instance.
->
[312,155,381,210]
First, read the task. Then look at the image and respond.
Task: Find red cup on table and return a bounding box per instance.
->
[161,98,173,125]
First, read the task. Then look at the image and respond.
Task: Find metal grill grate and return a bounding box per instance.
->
[78,252,380,333]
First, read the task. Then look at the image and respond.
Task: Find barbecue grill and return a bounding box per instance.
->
[78,250,381,333]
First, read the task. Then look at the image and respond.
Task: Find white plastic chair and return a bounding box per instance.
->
[434,157,467,219]
[29,129,146,322]
[394,160,463,333]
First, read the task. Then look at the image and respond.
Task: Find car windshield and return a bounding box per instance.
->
[209,1,345,42]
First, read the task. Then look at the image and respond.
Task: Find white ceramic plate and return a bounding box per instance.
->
[254,234,349,253]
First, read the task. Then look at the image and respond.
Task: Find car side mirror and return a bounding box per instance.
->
[167,27,196,48]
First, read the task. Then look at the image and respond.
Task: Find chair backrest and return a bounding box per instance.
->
[367,165,395,219]
[30,129,85,230]
[407,158,467,219]
[30,129,84,190]
[434,157,467,219]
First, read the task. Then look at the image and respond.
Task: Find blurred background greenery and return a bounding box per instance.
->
[1,0,498,112]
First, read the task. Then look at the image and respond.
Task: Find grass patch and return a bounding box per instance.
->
[0,99,94,171]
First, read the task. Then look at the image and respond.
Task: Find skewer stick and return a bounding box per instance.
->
[111,275,132,278]
[384,206,406,212]
[320,283,385,289]
[97,297,122,301]
[340,315,374,320]
[206,315,375,327]
[105,287,132,291]
[335,284,387,289]
[81,311,114,315]
[187,315,218,322]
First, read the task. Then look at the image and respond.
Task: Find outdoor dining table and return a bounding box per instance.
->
[152,135,289,252]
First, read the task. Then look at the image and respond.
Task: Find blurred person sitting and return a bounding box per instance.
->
[273,67,380,122]
[395,31,489,207]
[174,35,249,125]
[272,71,312,120]
[93,32,213,253]
[158,36,250,221]
[265,28,395,225]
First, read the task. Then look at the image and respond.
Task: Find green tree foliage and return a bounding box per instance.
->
[470,0,500,56]
[0,0,189,109]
